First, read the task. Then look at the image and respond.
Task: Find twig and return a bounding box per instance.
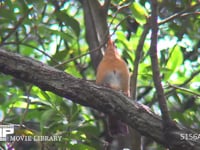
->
[108,3,131,29]
[180,69,200,87]
[20,85,33,126]
[168,83,200,97]
[158,3,200,25]
[2,42,58,64]
[0,7,33,45]
[130,22,150,100]
[20,43,58,64]
[165,69,200,97]
[149,0,171,125]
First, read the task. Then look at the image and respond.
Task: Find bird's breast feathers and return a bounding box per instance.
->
[102,70,122,90]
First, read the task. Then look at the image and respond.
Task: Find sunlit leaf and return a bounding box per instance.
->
[165,45,183,81]
[131,2,148,25]
[12,101,37,109]
[15,128,34,136]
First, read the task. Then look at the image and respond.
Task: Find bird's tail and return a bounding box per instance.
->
[108,115,129,136]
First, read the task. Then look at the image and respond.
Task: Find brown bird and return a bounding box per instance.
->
[96,37,130,136]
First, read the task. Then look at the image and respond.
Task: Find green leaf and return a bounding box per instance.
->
[0,8,16,21]
[48,28,73,41]
[131,2,148,25]
[40,109,56,127]
[52,49,69,61]
[70,103,80,121]
[12,101,37,109]
[165,45,183,80]
[55,11,80,37]
[20,45,34,56]
[78,125,100,136]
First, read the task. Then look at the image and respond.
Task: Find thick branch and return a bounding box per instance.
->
[80,0,108,70]
[0,49,200,150]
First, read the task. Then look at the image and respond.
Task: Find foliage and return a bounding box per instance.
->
[0,0,200,149]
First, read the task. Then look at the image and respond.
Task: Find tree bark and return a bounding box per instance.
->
[80,0,108,71]
[0,49,200,150]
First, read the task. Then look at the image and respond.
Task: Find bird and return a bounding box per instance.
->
[96,37,130,136]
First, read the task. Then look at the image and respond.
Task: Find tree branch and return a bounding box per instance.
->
[0,49,200,150]
[168,83,200,97]
[80,0,108,70]
[158,2,200,25]
[150,0,171,125]
[130,23,150,100]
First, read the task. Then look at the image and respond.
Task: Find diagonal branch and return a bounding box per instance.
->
[130,23,150,100]
[158,2,200,25]
[0,48,200,150]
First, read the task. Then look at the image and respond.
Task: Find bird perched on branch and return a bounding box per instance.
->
[96,37,130,136]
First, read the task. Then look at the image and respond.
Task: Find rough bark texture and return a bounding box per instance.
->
[0,49,200,150]
[80,0,108,71]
